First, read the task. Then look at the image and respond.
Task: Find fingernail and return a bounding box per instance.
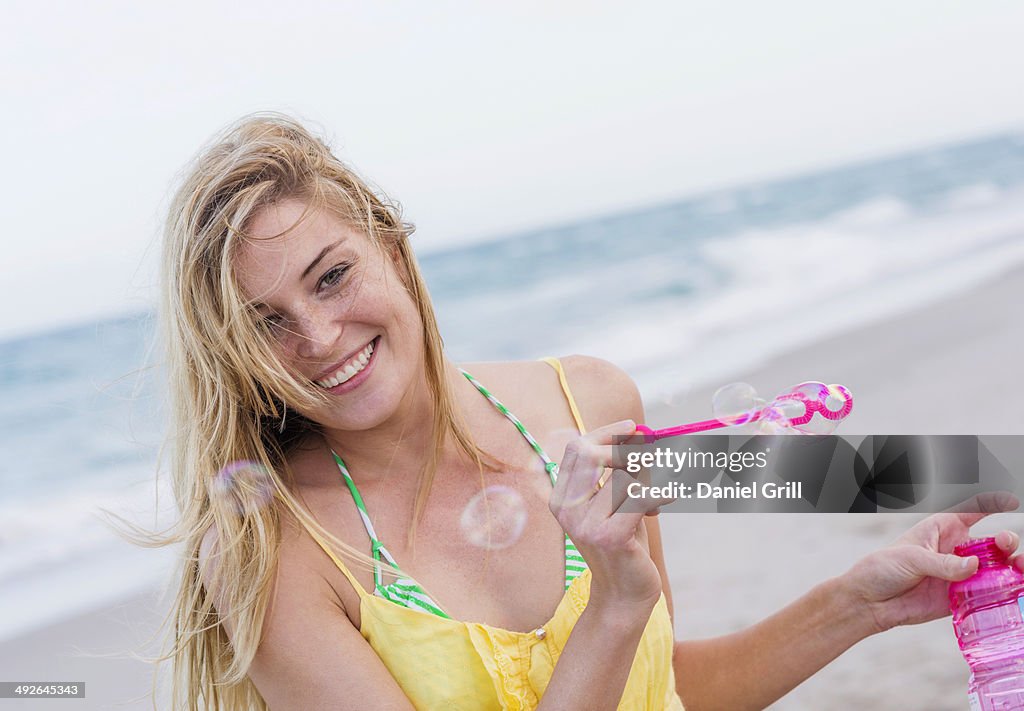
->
[961,556,976,570]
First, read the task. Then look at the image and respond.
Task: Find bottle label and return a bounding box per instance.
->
[968,691,981,711]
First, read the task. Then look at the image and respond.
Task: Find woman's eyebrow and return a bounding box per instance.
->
[300,239,344,280]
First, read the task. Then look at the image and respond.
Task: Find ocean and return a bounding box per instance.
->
[2,131,1024,641]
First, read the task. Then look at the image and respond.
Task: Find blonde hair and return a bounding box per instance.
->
[127,112,505,710]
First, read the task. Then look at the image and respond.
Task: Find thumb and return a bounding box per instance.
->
[937,552,979,581]
[904,547,977,581]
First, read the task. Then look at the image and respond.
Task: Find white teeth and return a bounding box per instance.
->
[316,339,376,388]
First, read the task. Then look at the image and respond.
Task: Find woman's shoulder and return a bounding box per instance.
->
[458,355,645,429]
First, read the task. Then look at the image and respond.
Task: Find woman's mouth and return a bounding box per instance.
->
[314,336,379,393]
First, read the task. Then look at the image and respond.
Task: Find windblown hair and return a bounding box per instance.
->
[127,113,503,710]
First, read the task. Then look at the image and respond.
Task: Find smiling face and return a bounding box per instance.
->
[232,198,425,431]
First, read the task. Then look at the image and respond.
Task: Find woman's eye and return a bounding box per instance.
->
[318,264,349,291]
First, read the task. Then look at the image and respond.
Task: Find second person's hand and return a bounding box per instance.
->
[842,491,1022,634]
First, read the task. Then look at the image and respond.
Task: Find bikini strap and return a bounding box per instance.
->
[331,449,403,589]
[460,363,591,591]
[538,356,588,435]
[327,449,454,619]
[459,367,561,485]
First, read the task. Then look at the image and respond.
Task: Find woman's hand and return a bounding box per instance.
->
[842,492,1023,635]
[549,419,666,615]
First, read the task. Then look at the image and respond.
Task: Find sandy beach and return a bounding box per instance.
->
[2,265,1021,710]
[650,263,1024,709]
[0,585,171,710]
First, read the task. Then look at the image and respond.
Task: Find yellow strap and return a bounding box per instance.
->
[538,356,587,435]
[302,519,369,599]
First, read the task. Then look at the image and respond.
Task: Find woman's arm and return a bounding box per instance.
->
[537,589,661,710]
[526,355,672,710]
[199,525,418,711]
[669,496,1023,710]
[565,355,864,709]
[672,574,874,711]
[641,510,876,709]
[640,507,877,709]
[531,416,667,710]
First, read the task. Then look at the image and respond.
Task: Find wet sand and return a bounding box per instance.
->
[650,264,1024,709]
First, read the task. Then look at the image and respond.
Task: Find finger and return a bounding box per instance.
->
[580,419,637,446]
[620,428,651,446]
[557,458,610,514]
[580,468,621,520]
[600,504,647,543]
[607,469,636,513]
[581,469,640,522]
[550,443,605,510]
[553,437,636,508]
[607,473,675,530]
[995,529,1021,554]
[1010,553,1024,574]
[944,491,1020,527]
[905,546,979,582]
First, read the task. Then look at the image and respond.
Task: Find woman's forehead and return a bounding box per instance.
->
[233,200,367,298]
[243,199,363,246]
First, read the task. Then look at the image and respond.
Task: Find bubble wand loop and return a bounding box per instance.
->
[634,381,854,443]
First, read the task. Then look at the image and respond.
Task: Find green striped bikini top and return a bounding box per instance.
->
[329,360,590,619]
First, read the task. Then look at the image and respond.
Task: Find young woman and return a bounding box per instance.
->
[155,113,1024,710]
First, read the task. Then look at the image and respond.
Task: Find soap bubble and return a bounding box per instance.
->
[211,460,276,514]
[712,382,761,427]
[790,381,827,402]
[549,429,616,509]
[460,485,528,550]
[774,395,808,420]
[656,368,692,409]
[757,398,797,435]
[658,388,679,408]
[555,461,616,509]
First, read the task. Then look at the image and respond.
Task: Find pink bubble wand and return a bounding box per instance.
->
[634,381,854,443]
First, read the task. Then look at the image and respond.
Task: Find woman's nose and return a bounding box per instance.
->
[291,312,345,365]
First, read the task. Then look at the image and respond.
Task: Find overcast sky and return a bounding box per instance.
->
[3,1,1024,339]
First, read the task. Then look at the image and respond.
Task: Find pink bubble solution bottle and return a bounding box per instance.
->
[950,537,1024,710]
